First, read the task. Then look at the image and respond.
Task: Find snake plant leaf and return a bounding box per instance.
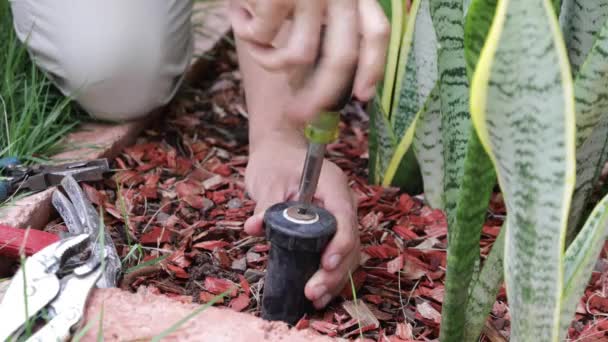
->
[430,0,471,223]
[380,0,405,114]
[464,0,498,77]
[378,0,392,17]
[566,19,608,242]
[559,0,608,75]
[392,51,419,139]
[382,0,438,187]
[368,96,397,185]
[471,0,576,339]
[566,115,608,244]
[559,192,608,341]
[463,0,472,15]
[412,84,444,209]
[439,129,496,342]
[572,19,608,148]
[552,0,562,15]
[464,226,505,341]
[390,0,438,138]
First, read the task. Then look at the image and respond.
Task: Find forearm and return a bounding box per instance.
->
[235,37,306,152]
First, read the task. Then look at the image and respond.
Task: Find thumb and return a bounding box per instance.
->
[244,186,289,236]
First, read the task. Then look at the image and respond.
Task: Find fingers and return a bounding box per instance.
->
[320,205,358,271]
[230,0,292,46]
[286,0,360,122]
[315,164,359,272]
[247,0,323,71]
[303,166,361,308]
[305,248,360,309]
[352,0,391,101]
[244,183,289,236]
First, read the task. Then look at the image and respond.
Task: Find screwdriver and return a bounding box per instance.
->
[260,41,355,324]
[295,111,341,212]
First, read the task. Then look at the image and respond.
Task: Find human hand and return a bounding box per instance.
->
[229,0,390,122]
[244,132,360,309]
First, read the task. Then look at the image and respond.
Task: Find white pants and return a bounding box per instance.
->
[9,0,193,121]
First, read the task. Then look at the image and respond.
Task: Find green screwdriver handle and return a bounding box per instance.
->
[304,111,340,144]
[303,73,355,145]
[300,25,356,145]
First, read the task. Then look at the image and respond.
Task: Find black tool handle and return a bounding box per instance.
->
[261,201,337,325]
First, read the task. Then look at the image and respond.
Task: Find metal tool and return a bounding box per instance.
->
[51,174,121,288]
[0,233,104,342]
[0,175,121,341]
[261,33,356,324]
[0,157,110,202]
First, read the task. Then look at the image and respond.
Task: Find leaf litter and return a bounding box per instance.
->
[41,40,607,341]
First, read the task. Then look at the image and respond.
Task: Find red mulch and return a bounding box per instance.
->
[44,41,608,341]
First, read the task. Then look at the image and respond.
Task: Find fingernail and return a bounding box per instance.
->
[310,284,327,300]
[316,293,332,308]
[326,254,341,270]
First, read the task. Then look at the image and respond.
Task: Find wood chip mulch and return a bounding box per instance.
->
[44,41,608,342]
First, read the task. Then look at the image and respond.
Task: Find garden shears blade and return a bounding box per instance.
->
[51,174,121,288]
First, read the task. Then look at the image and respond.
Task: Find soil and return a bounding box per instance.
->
[42,38,608,341]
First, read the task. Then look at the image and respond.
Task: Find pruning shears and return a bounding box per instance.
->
[0,157,110,202]
[0,175,121,341]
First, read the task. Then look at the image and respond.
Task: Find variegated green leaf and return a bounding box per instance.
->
[464,0,498,77]
[552,0,562,15]
[368,96,397,184]
[559,193,608,341]
[470,0,576,339]
[566,18,608,242]
[567,114,608,244]
[380,0,406,114]
[559,0,608,75]
[430,0,471,223]
[464,226,505,341]
[413,84,444,209]
[393,50,419,138]
[391,0,438,138]
[463,0,473,15]
[378,0,392,17]
[572,19,608,148]
[440,128,496,342]
[382,0,438,186]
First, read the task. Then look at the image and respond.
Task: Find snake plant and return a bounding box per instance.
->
[371,0,608,341]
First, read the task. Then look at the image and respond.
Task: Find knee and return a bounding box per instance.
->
[10,0,193,121]
[11,0,196,122]
[59,30,191,122]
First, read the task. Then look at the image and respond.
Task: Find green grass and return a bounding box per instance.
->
[0,2,84,162]
[348,271,364,340]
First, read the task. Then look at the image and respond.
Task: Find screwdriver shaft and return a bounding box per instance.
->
[296,142,326,209]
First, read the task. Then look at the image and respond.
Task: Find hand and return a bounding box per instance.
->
[244,132,361,309]
[229,0,390,122]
